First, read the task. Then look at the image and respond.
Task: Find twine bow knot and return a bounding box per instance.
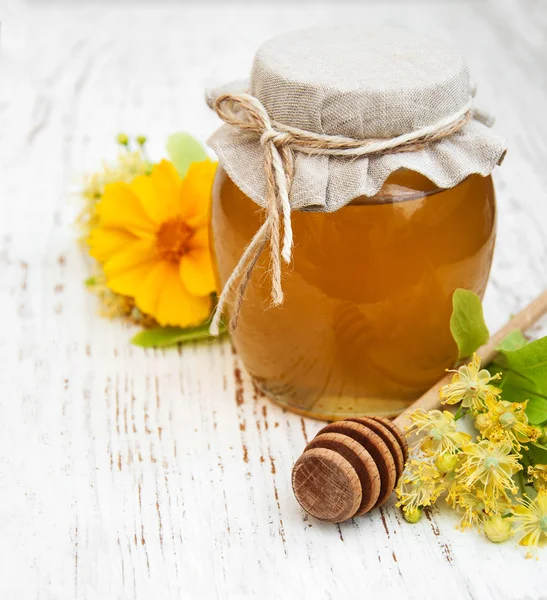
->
[209,92,475,335]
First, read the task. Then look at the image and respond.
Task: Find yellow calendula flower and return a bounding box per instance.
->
[79,150,150,234]
[439,354,501,412]
[89,159,218,328]
[513,490,547,555]
[475,396,537,449]
[528,464,547,492]
[408,409,471,456]
[458,440,522,501]
[396,459,444,514]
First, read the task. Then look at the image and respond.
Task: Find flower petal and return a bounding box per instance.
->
[130,160,181,225]
[103,238,158,278]
[180,246,217,297]
[189,226,210,250]
[130,174,164,225]
[106,260,158,297]
[151,160,181,214]
[177,160,217,227]
[135,261,171,318]
[97,182,156,236]
[538,492,547,512]
[518,531,537,547]
[155,264,211,327]
[88,227,139,264]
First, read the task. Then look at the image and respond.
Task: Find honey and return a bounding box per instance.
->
[211,167,496,420]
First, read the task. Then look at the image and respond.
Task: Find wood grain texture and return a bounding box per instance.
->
[319,420,398,508]
[293,445,365,523]
[304,431,382,517]
[1,0,547,598]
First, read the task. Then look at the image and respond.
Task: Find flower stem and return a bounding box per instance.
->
[454,405,468,421]
[516,470,527,497]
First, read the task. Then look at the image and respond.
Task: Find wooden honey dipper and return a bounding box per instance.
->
[292,291,547,523]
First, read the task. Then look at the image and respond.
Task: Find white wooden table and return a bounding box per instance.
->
[1,1,547,598]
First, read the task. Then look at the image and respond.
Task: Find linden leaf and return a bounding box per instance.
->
[493,335,547,425]
[166,133,208,178]
[497,336,547,388]
[526,443,547,466]
[525,397,547,425]
[491,368,547,424]
[496,329,528,352]
[449,289,490,359]
[131,321,227,348]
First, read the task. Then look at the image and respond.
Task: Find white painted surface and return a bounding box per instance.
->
[1,1,547,598]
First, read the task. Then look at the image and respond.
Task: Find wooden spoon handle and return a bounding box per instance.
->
[393,290,547,431]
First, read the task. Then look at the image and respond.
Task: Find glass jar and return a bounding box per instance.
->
[211,166,496,420]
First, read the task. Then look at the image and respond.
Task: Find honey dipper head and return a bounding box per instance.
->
[292,417,407,523]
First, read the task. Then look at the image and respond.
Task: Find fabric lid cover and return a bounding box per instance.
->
[207,26,505,212]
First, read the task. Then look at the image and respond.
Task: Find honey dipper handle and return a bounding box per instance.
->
[393,290,547,431]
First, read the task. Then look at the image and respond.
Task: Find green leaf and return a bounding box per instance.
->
[497,336,547,387]
[449,288,490,359]
[84,276,96,287]
[492,335,547,424]
[526,397,547,425]
[131,320,227,348]
[494,371,547,424]
[166,133,208,178]
[496,328,528,352]
[526,443,547,466]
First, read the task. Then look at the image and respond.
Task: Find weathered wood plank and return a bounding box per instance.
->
[1,1,547,598]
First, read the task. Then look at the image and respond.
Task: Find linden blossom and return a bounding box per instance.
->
[396,349,547,555]
[407,409,471,456]
[440,353,502,412]
[475,397,538,450]
[514,491,547,556]
[457,440,522,501]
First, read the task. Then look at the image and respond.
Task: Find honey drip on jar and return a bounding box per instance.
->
[211,168,496,420]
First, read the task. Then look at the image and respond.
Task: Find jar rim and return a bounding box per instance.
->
[349,171,478,206]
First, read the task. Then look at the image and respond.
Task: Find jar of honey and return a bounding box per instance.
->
[207,27,506,420]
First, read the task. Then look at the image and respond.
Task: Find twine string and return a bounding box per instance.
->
[209,92,474,335]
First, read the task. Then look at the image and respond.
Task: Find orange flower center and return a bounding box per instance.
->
[156,218,194,262]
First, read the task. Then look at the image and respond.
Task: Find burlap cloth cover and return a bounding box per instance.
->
[208,26,505,211]
[206,26,506,332]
